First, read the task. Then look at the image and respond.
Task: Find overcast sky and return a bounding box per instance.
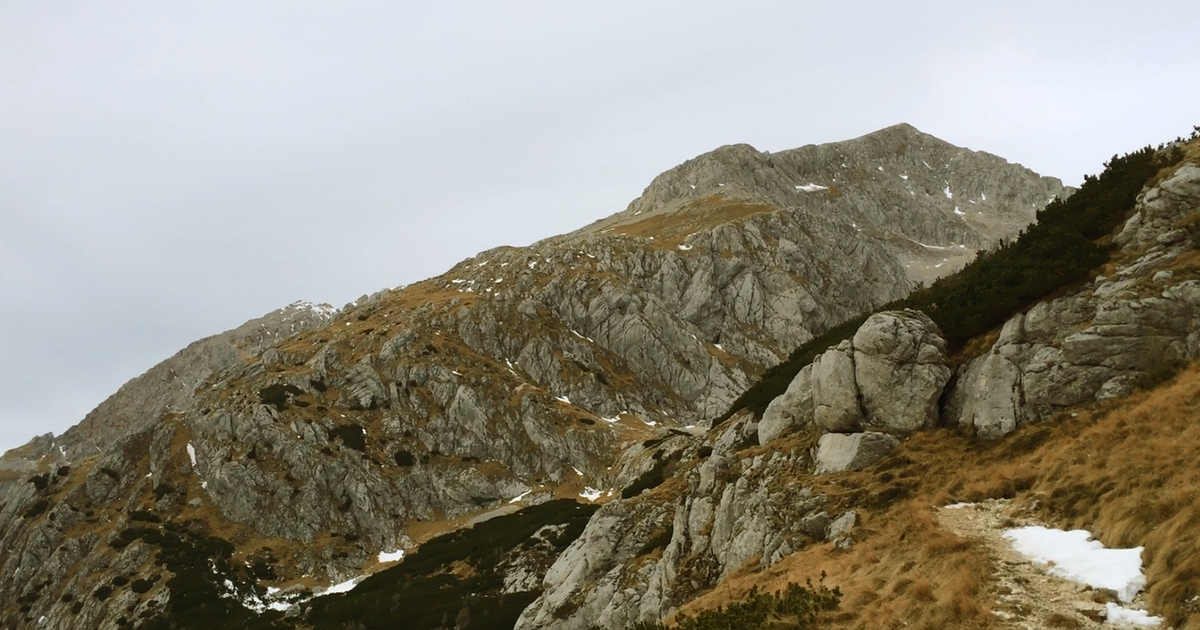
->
[2,1,1197,454]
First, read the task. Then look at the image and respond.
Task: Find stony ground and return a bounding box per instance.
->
[937,499,1163,630]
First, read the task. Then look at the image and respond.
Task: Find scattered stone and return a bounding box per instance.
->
[813,432,899,474]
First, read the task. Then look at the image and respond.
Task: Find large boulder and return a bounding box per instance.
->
[948,352,1024,440]
[852,310,951,432]
[811,341,863,432]
[758,364,814,444]
[813,432,899,474]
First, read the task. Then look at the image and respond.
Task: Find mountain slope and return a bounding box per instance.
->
[518,136,1200,630]
[0,124,1071,630]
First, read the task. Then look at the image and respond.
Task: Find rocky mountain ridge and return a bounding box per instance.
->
[518,139,1200,630]
[0,124,1080,630]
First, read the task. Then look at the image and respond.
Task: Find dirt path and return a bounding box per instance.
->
[936,498,1160,629]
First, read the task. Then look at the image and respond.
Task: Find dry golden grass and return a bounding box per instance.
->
[675,361,1200,629]
[612,195,777,248]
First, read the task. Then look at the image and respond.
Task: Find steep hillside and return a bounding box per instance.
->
[517,136,1200,630]
[0,125,1071,630]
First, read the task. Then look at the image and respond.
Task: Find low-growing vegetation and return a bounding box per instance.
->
[622,581,842,630]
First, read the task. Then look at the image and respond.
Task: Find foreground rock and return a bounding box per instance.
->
[813,432,900,474]
[768,309,951,440]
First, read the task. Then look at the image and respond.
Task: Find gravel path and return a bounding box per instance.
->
[936,499,1162,629]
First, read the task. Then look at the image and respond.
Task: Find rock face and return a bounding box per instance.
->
[853,310,952,432]
[948,158,1200,438]
[809,310,951,435]
[517,414,833,630]
[0,125,1073,629]
[757,157,1200,447]
[757,363,813,444]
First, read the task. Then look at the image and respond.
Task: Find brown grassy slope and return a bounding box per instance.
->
[676,362,1200,630]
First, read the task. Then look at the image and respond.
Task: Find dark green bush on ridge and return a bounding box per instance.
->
[722,143,1178,423]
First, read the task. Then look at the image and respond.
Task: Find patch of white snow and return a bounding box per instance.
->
[580,487,603,501]
[377,550,405,563]
[186,443,197,467]
[318,577,363,596]
[795,183,828,192]
[1002,526,1149,603]
[1105,602,1162,626]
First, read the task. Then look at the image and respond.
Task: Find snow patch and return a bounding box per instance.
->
[318,577,363,596]
[943,502,975,509]
[556,395,571,404]
[1105,603,1162,626]
[900,174,908,180]
[186,443,197,467]
[677,243,693,251]
[795,183,828,192]
[1002,526,1149,604]
[377,549,405,563]
[954,207,964,216]
[580,487,603,501]
[509,489,533,504]
[943,185,953,199]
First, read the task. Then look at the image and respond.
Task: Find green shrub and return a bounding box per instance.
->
[259,384,302,410]
[328,424,367,452]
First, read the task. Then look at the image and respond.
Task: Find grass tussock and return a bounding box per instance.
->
[1022,363,1200,629]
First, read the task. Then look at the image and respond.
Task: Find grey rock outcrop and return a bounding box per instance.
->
[812,342,862,432]
[949,158,1200,438]
[853,310,951,432]
[757,364,813,443]
[813,432,900,474]
[809,310,950,435]
[517,413,831,630]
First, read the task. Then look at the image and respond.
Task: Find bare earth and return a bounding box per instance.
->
[936,499,1163,629]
